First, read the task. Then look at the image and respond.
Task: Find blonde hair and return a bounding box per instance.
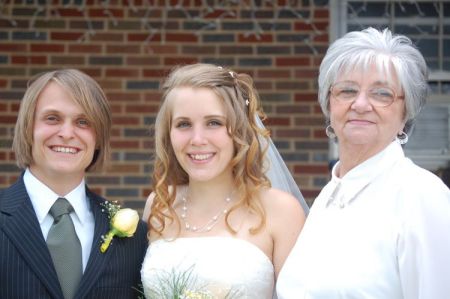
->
[13,69,112,172]
[149,63,270,236]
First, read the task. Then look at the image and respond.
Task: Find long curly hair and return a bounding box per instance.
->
[148,63,271,236]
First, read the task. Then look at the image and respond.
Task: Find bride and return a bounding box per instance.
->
[141,63,308,298]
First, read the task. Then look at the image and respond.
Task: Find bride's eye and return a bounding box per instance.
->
[207,120,223,127]
[175,120,191,129]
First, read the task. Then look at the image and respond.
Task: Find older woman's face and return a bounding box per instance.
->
[329,64,406,155]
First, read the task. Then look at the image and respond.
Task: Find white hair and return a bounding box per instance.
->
[318,27,429,133]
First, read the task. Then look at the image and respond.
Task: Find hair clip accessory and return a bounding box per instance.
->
[229,71,235,79]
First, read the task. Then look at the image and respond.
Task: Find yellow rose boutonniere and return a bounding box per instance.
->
[100,201,139,253]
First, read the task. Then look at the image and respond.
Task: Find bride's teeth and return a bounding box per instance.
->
[190,154,211,161]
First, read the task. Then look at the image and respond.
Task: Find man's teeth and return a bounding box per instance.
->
[53,146,77,154]
[190,154,212,161]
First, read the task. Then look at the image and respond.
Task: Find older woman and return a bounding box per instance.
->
[276,27,450,299]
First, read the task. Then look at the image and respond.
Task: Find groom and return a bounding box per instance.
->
[0,69,148,298]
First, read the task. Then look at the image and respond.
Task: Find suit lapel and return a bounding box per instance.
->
[75,189,111,299]
[0,177,63,299]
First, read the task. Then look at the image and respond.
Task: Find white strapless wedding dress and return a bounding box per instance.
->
[141,237,275,299]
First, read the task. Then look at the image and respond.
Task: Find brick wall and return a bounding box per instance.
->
[0,1,331,210]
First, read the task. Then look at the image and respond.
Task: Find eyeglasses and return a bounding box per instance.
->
[330,81,404,107]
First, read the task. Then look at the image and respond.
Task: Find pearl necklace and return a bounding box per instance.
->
[181,196,232,233]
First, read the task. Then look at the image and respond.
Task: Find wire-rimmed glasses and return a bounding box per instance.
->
[330,81,404,107]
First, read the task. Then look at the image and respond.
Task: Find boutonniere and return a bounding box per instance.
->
[100,201,140,253]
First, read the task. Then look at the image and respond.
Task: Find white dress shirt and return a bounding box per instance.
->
[24,168,95,272]
[276,141,450,299]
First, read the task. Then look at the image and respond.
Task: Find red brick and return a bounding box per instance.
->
[265,117,291,126]
[111,128,121,136]
[294,164,329,174]
[51,56,85,65]
[11,103,20,112]
[313,105,323,114]
[112,116,140,125]
[295,116,324,126]
[0,152,6,160]
[51,32,84,41]
[110,164,140,173]
[313,129,327,138]
[255,81,273,90]
[0,80,7,88]
[97,80,122,89]
[8,151,16,161]
[144,93,163,102]
[128,33,161,42]
[276,57,310,67]
[295,93,317,102]
[143,69,169,78]
[258,69,291,78]
[126,104,159,113]
[91,33,124,42]
[166,33,198,43]
[0,44,27,51]
[0,19,28,28]
[276,129,310,138]
[110,104,123,113]
[105,69,140,77]
[294,69,318,78]
[69,44,102,53]
[142,140,155,149]
[89,9,124,18]
[57,8,84,17]
[238,34,273,43]
[145,45,178,54]
[314,9,329,19]
[127,57,161,66]
[107,93,141,102]
[294,22,314,31]
[164,57,198,66]
[204,9,237,19]
[11,56,47,64]
[313,34,329,42]
[276,105,311,114]
[30,44,64,52]
[111,140,140,149]
[106,45,140,54]
[0,103,6,111]
[78,68,102,78]
[0,116,17,124]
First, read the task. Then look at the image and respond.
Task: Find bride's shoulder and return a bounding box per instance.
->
[259,187,305,223]
[260,187,300,208]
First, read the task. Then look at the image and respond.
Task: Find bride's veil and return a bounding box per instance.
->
[256,116,310,215]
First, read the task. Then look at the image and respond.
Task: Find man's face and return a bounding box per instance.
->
[29,82,96,184]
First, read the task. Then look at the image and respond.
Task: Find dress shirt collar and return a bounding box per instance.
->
[24,168,90,226]
[327,141,404,207]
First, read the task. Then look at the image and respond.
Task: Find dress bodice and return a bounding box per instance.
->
[141,237,274,299]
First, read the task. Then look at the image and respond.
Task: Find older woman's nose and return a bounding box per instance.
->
[351,90,373,112]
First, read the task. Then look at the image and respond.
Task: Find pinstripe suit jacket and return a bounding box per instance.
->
[0,176,149,299]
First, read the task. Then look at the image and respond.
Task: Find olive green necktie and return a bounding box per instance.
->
[46,198,82,299]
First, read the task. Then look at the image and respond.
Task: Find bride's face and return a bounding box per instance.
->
[169,86,234,183]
